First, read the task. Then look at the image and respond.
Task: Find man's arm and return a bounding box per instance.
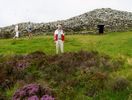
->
[54,31,57,42]
[61,31,64,41]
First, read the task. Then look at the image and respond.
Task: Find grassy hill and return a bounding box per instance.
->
[0,32,132,100]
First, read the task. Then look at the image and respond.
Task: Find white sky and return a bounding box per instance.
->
[0,0,132,27]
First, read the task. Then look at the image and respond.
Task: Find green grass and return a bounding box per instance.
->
[0,32,132,58]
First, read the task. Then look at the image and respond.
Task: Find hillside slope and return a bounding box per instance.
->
[0,8,132,38]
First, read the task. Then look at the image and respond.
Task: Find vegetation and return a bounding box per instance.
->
[0,31,132,100]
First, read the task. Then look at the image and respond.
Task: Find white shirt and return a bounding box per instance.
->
[15,25,19,32]
[54,29,64,39]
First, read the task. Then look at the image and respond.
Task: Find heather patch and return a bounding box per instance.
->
[0,51,129,99]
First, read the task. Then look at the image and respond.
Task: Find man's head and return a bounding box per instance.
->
[28,22,31,25]
[57,24,62,30]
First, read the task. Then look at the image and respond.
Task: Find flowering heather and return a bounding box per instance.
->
[41,95,54,100]
[28,95,39,100]
[12,84,54,100]
[16,60,29,70]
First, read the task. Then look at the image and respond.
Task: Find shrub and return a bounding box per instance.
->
[12,84,55,100]
[112,77,129,91]
[0,92,7,100]
[0,50,125,99]
[128,93,132,100]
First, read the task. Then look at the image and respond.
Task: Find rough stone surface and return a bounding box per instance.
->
[0,8,132,38]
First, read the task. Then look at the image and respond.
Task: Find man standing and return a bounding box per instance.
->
[27,22,32,38]
[13,24,19,39]
[54,24,65,54]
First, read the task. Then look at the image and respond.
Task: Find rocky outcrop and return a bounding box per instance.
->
[0,8,132,38]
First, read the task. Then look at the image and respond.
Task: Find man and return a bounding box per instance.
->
[27,22,32,38]
[54,24,65,54]
[13,24,19,39]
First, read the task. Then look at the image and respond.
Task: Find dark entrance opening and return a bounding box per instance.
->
[97,25,105,34]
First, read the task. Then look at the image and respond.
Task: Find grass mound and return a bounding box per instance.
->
[0,51,131,100]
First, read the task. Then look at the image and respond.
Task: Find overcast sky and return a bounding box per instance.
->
[0,0,132,27]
